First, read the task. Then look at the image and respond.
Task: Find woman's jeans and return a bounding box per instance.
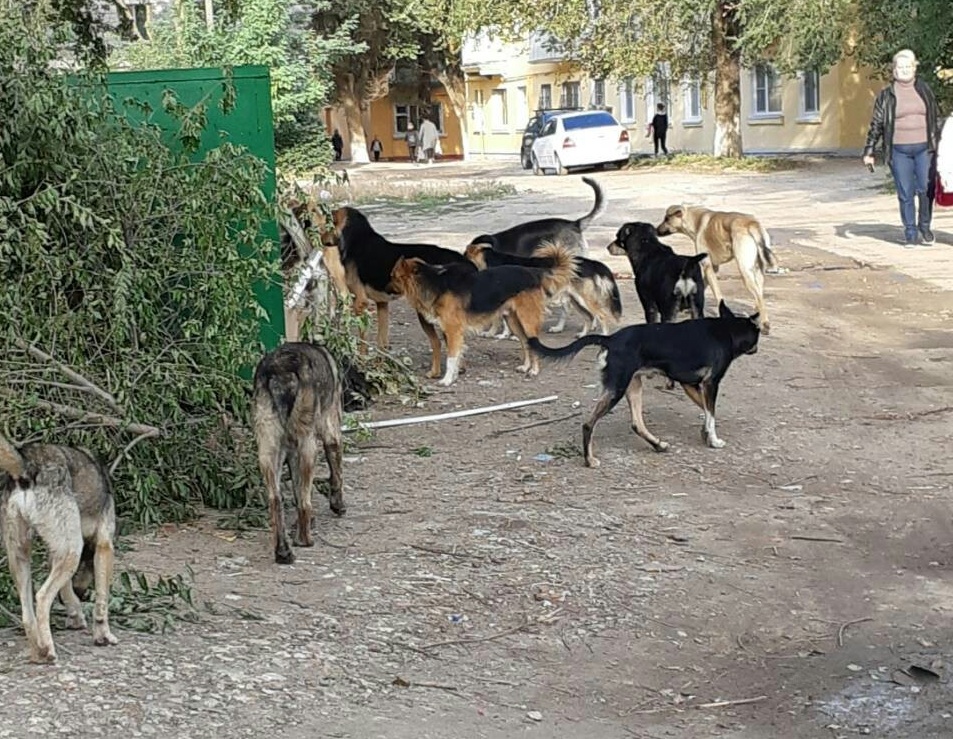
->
[890,142,933,242]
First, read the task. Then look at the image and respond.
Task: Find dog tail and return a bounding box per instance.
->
[582,259,623,319]
[674,253,708,298]
[534,242,578,296]
[754,224,778,272]
[0,433,28,482]
[528,334,611,362]
[575,177,607,231]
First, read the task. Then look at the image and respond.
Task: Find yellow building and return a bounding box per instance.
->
[329,32,883,161]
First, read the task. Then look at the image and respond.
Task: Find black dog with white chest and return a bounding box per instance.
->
[529,301,761,467]
[608,221,707,324]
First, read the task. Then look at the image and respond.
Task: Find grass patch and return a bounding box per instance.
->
[626,153,810,173]
[0,548,198,633]
[325,178,516,209]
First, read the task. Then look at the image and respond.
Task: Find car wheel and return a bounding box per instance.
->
[532,154,543,176]
[554,154,568,176]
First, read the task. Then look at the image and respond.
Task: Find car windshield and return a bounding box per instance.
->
[561,112,619,131]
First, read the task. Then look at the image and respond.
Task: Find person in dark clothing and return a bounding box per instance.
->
[863,49,942,248]
[331,129,344,161]
[647,104,669,156]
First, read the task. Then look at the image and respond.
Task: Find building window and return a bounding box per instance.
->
[618,78,635,123]
[517,85,528,121]
[560,81,581,108]
[592,79,605,108]
[800,69,820,119]
[683,78,702,122]
[754,64,782,115]
[539,84,552,110]
[394,103,444,136]
[489,89,508,129]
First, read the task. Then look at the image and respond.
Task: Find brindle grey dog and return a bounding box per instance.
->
[0,435,118,663]
[253,343,345,564]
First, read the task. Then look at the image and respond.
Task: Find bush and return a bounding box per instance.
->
[0,11,278,526]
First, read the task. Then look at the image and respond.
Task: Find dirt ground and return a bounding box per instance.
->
[2,159,953,739]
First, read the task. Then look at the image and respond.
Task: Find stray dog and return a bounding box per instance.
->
[389,244,577,385]
[467,176,606,256]
[253,343,345,565]
[607,222,706,324]
[656,204,777,333]
[465,243,622,337]
[0,435,117,663]
[529,301,761,467]
[320,206,474,351]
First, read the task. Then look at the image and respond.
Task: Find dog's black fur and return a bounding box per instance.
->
[529,301,761,467]
[333,206,474,294]
[467,177,605,256]
[608,222,706,324]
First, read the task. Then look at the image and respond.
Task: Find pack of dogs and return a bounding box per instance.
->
[1,176,778,662]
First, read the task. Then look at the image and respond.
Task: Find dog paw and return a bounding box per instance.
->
[585,456,601,468]
[546,325,565,334]
[330,498,347,516]
[30,644,57,664]
[707,437,726,449]
[427,369,442,379]
[294,533,315,548]
[64,614,87,630]
[654,441,670,453]
[438,377,455,387]
[93,629,118,646]
[275,547,296,565]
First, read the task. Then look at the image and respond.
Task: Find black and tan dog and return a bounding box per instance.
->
[465,243,622,337]
[1,435,117,663]
[467,176,606,256]
[253,343,345,565]
[657,205,777,333]
[390,244,577,385]
[529,301,761,467]
[320,206,475,350]
[607,221,707,324]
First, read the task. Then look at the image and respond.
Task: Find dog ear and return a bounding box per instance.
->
[718,300,734,318]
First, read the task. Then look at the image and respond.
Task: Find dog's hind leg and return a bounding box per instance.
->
[625,376,669,452]
[59,576,86,631]
[259,432,294,564]
[682,383,724,448]
[4,509,38,652]
[701,259,724,313]
[291,436,318,548]
[582,387,626,468]
[31,511,82,663]
[439,323,466,386]
[91,525,118,646]
[417,312,443,379]
[375,301,391,348]
[738,264,769,334]
[319,401,346,516]
[546,294,570,334]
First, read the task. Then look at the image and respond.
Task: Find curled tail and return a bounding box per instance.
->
[535,243,579,296]
[0,433,28,482]
[575,177,607,231]
[674,253,708,299]
[581,259,623,319]
[528,333,611,362]
[753,224,778,272]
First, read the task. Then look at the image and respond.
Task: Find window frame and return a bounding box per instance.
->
[618,78,636,123]
[539,84,552,110]
[489,88,509,130]
[798,69,821,121]
[752,63,783,117]
[683,77,702,124]
[393,103,445,138]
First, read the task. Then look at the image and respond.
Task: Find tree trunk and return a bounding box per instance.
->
[712,1,743,158]
[339,87,370,164]
[434,68,469,160]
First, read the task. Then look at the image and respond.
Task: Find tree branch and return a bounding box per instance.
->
[14,338,120,410]
[7,393,161,438]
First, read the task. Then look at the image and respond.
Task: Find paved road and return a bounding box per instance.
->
[343,157,953,292]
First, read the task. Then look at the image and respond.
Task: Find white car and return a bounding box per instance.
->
[530,110,630,175]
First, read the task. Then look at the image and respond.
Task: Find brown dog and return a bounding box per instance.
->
[252,343,345,564]
[656,205,777,333]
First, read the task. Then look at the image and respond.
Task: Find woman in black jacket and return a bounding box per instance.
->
[862,49,942,248]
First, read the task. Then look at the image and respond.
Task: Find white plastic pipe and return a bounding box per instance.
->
[347,395,559,431]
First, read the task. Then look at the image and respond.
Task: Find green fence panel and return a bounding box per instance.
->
[105,65,284,351]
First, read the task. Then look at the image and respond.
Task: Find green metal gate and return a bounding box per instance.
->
[105,64,285,349]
